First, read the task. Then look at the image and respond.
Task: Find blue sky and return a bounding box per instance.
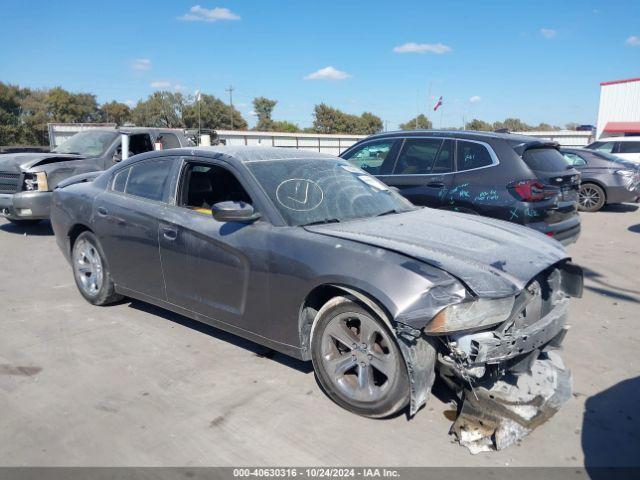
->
[2,0,639,129]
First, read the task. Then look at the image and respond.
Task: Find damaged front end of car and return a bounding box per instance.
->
[393,260,583,453]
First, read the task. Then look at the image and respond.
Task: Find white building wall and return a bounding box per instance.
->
[215,130,365,156]
[513,130,594,146]
[596,79,640,138]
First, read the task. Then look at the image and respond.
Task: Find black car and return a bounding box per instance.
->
[340,131,581,245]
[560,148,640,212]
[50,147,581,448]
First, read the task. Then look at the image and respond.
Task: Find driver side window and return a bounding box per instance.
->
[343,140,396,175]
[179,163,253,214]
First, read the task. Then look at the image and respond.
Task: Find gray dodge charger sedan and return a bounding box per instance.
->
[50,147,583,449]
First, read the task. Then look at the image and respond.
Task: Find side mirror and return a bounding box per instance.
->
[212,201,260,223]
[113,148,122,163]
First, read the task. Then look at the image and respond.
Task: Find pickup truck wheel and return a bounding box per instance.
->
[72,231,122,306]
[311,296,410,418]
[578,183,606,212]
[8,219,41,226]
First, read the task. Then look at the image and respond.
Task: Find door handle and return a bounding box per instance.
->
[97,207,108,216]
[426,181,445,188]
[162,228,178,240]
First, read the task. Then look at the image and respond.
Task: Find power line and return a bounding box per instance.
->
[225,85,235,129]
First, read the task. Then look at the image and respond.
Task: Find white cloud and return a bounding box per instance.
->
[131,58,151,71]
[150,81,186,91]
[393,42,452,54]
[125,99,135,107]
[626,36,640,46]
[469,96,482,103]
[304,66,351,81]
[540,28,556,39]
[249,110,258,116]
[150,81,171,89]
[179,5,240,22]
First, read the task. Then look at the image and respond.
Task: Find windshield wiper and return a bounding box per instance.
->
[376,209,399,217]
[301,218,341,226]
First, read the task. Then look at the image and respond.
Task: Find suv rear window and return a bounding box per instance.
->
[522,148,568,172]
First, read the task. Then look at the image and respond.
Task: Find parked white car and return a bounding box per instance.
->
[585,136,640,163]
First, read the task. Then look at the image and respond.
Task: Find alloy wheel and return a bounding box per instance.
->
[320,312,397,403]
[579,186,601,210]
[74,239,104,296]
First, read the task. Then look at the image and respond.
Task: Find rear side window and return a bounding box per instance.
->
[158,133,181,149]
[125,158,174,202]
[617,141,640,153]
[562,152,587,166]
[456,141,493,171]
[128,134,154,156]
[522,148,569,172]
[394,138,443,174]
[112,168,130,192]
[343,140,395,175]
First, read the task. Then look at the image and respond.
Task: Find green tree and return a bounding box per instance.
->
[252,96,277,131]
[99,101,131,126]
[493,118,532,132]
[311,103,383,134]
[399,114,432,130]
[132,91,187,128]
[271,120,300,133]
[183,93,247,130]
[46,87,99,123]
[358,112,384,134]
[466,118,493,131]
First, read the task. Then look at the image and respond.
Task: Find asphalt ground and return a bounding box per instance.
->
[0,204,638,467]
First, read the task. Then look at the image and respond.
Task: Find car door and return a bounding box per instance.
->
[450,139,501,214]
[383,137,455,208]
[92,156,178,300]
[158,158,270,333]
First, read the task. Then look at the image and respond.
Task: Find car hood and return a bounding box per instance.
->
[0,152,85,172]
[304,208,569,298]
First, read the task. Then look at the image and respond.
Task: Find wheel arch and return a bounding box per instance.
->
[68,223,94,254]
[298,283,395,361]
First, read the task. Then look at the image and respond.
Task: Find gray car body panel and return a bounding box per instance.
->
[0,128,189,220]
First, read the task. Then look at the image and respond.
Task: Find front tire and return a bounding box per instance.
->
[311,296,410,418]
[578,183,606,212]
[72,231,122,306]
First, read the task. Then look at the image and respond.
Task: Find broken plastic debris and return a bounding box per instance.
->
[451,351,572,454]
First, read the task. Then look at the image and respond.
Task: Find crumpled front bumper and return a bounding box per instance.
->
[451,351,572,454]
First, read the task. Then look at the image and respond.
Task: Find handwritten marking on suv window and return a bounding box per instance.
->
[276,179,324,212]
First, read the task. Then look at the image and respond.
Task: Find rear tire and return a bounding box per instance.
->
[8,219,41,226]
[578,183,606,212]
[71,231,123,306]
[311,296,410,418]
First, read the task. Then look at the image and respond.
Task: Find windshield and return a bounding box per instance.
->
[248,159,416,226]
[53,130,118,157]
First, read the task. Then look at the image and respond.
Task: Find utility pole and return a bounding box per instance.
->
[226,85,235,130]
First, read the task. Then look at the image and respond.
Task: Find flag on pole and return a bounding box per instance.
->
[433,96,443,111]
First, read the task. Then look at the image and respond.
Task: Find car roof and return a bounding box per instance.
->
[599,136,640,142]
[361,129,550,143]
[167,145,341,163]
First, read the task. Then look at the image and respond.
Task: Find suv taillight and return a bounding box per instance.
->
[508,179,555,202]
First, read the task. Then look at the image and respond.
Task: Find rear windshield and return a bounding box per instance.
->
[522,148,569,172]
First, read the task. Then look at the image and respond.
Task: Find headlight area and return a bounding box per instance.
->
[423,296,515,335]
[23,172,49,192]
